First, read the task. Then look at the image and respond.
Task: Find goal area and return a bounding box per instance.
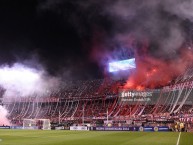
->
[23,119,51,130]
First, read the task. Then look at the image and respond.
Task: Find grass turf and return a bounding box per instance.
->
[0,130,192,145]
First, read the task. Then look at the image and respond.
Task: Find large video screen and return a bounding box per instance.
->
[109,58,136,72]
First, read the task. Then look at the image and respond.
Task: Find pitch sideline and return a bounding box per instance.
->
[176,132,181,145]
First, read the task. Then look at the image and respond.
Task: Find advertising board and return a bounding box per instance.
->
[70,126,88,131]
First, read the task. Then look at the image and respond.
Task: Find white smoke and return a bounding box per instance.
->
[163,0,193,21]
[0,105,10,126]
[106,0,188,55]
[0,63,60,98]
[0,62,61,125]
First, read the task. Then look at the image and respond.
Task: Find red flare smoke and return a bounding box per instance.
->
[124,49,193,90]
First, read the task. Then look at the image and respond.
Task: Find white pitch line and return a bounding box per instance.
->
[176,132,181,145]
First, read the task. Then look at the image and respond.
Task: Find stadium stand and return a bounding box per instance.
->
[1,78,192,131]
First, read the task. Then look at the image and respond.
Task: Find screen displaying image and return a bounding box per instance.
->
[109,58,136,72]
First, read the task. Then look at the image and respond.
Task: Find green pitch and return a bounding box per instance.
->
[0,130,192,145]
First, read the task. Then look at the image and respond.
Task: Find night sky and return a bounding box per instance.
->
[0,0,109,80]
[0,0,193,81]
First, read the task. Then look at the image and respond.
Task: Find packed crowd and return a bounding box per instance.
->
[1,78,192,128]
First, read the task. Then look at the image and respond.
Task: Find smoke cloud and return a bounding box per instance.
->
[38,0,193,88]
[0,62,61,125]
[0,106,10,126]
[104,0,193,88]
[163,0,193,21]
[0,63,60,98]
